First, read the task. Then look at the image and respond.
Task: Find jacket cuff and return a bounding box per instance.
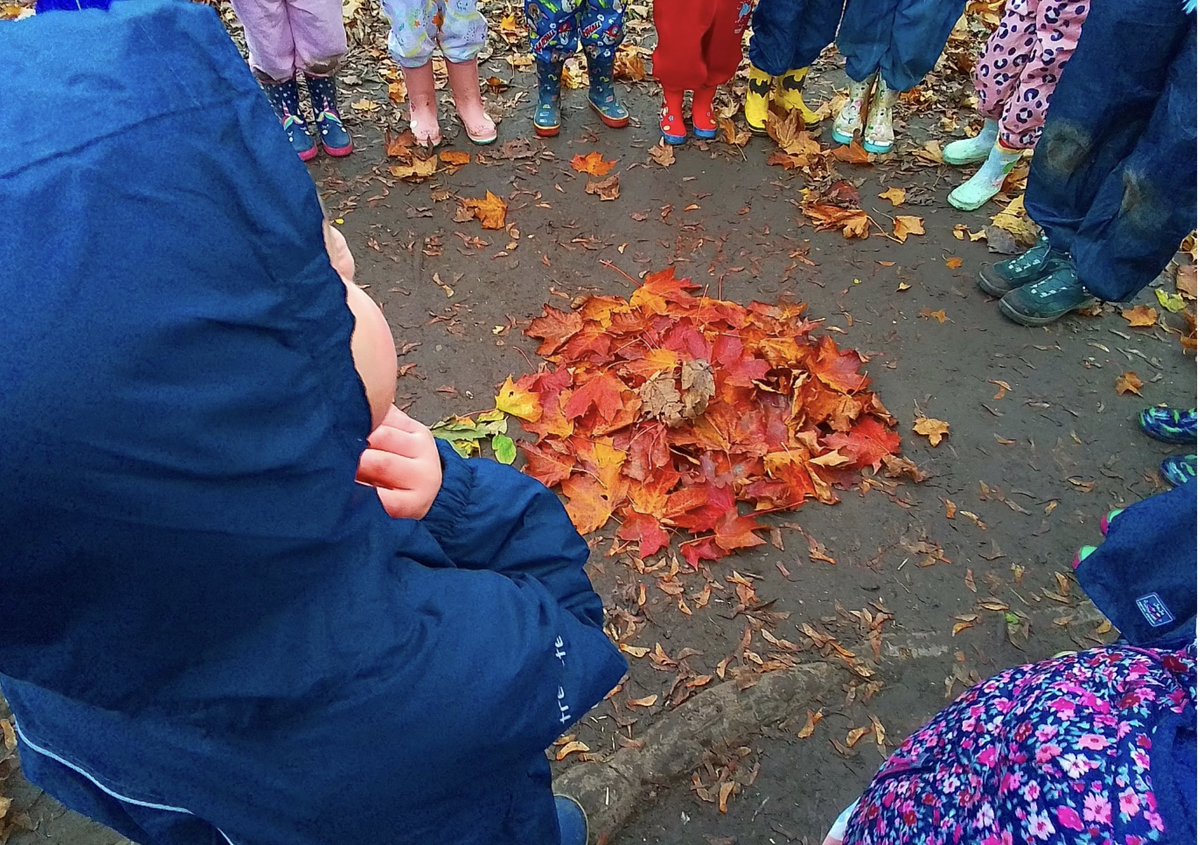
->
[422,440,474,536]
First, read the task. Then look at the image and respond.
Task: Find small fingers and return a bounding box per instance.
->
[356,447,424,490]
[367,424,434,458]
[374,485,435,520]
[379,406,429,435]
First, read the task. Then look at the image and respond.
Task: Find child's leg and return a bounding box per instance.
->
[382,0,443,144]
[580,0,629,127]
[652,0,716,92]
[290,0,352,155]
[441,0,497,143]
[836,0,890,85]
[702,0,752,88]
[975,0,1037,143]
[229,0,298,83]
[525,0,581,135]
[996,0,1089,151]
[286,0,347,77]
[880,0,965,93]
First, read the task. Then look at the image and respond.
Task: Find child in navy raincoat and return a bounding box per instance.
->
[0,2,626,843]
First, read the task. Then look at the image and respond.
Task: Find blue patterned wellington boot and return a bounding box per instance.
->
[584,47,629,129]
[534,59,564,138]
[262,78,317,162]
[1162,454,1197,487]
[304,74,353,157]
[1140,408,1199,444]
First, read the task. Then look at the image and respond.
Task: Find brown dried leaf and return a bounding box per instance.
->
[878,187,907,207]
[555,740,591,761]
[1115,371,1144,396]
[893,215,926,243]
[586,175,621,201]
[797,708,825,739]
[1121,305,1159,328]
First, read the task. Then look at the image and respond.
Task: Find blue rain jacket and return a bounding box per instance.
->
[0,2,626,843]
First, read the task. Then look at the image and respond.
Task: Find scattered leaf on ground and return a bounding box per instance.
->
[1115,371,1144,396]
[920,309,949,324]
[914,417,950,446]
[878,187,907,207]
[461,191,508,229]
[439,150,471,167]
[1156,288,1189,313]
[555,740,590,761]
[1121,305,1159,327]
[893,216,926,243]
[649,143,677,167]
[571,151,617,177]
[586,175,621,201]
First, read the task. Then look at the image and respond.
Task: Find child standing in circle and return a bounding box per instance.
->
[653,0,754,145]
[228,0,355,160]
[744,0,844,132]
[525,0,628,138]
[831,0,967,154]
[381,0,496,146]
[943,0,1091,211]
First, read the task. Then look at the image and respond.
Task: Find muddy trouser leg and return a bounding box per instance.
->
[835,0,890,84]
[285,0,347,76]
[228,0,298,81]
[1026,0,1195,300]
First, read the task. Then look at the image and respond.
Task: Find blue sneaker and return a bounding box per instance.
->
[584,47,629,129]
[1162,454,1197,487]
[305,74,353,157]
[535,60,563,138]
[1139,407,1198,444]
[999,263,1095,326]
[554,795,588,845]
[978,236,1069,296]
[262,78,317,162]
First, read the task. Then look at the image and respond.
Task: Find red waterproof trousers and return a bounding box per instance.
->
[652,0,752,91]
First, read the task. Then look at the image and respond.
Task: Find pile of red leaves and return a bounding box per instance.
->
[504,269,906,568]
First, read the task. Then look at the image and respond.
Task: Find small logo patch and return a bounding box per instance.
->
[1135,593,1175,628]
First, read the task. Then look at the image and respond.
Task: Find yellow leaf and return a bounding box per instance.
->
[893,215,926,243]
[1115,371,1144,396]
[878,187,907,207]
[495,376,542,422]
[619,643,650,658]
[920,308,949,324]
[555,740,590,761]
[1155,288,1189,313]
[991,195,1040,246]
[946,257,964,270]
[461,191,508,230]
[913,416,950,446]
[389,157,438,181]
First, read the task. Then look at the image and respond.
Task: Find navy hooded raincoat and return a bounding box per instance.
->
[0,2,626,842]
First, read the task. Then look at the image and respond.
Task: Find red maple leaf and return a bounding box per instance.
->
[822,416,901,470]
[712,511,766,552]
[617,511,671,559]
[526,306,583,356]
[810,335,868,394]
[519,441,575,488]
[664,482,735,533]
[680,537,726,570]
[563,372,626,423]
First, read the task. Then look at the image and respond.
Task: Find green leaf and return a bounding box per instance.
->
[1155,288,1189,313]
[491,433,517,465]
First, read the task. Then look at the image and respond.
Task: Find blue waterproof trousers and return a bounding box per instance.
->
[1026,0,1198,302]
[837,0,965,91]
[748,0,844,77]
[525,0,624,65]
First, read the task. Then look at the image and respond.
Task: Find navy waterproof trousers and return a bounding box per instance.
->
[748,0,844,77]
[837,0,966,91]
[1026,0,1198,302]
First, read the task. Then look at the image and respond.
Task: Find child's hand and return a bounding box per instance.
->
[356,406,443,520]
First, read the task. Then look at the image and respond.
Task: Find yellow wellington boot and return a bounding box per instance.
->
[778,67,821,126]
[744,65,775,133]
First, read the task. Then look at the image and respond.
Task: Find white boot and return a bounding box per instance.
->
[948,141,1022,211]
[862,76,898,154]
[944,118,1000,166]
[831,73,875,146]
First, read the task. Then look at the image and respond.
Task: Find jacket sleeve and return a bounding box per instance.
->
[420,440,606,628]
